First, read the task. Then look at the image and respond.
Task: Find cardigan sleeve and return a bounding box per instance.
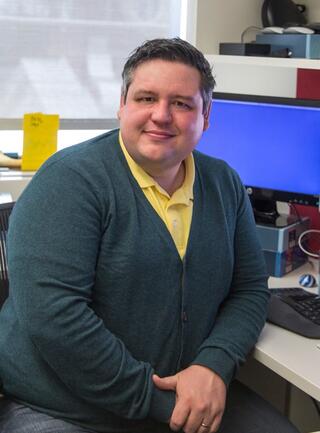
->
[191,171,270,385]
[7,157,175,422]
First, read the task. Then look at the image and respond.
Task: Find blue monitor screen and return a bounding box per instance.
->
[196,93,320,207]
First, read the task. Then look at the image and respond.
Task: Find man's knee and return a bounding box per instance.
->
[219,380,300,433]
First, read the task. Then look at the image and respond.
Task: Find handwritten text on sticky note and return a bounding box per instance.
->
[22,113,59,171]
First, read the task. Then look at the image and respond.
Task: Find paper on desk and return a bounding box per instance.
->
[22,113,59,171]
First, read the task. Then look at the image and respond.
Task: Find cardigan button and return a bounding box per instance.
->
[182,311,188,322]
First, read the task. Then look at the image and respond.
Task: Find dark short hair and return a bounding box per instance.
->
[121,37,215,114]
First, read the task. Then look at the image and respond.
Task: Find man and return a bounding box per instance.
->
[0,38,299,433]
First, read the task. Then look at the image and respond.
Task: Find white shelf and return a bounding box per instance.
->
[206,54,320,69]
[205,54,320,97]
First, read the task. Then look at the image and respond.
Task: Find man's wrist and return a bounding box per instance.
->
[149,386,176,423]
[191,347,237,386]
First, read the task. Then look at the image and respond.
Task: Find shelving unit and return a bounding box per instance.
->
[197,0,320,97]
[206,54,320,96]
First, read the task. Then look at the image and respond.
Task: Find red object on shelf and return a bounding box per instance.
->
[295,68,320,251]
[294,205,320,253]
[296,68,320,100]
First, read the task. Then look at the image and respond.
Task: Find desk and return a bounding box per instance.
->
[253,261,320,401]
[0,170,33,201]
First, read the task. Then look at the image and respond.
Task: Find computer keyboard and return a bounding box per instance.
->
[267,287,320,338]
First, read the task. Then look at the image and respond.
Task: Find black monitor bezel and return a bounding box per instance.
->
[210,92,320,208]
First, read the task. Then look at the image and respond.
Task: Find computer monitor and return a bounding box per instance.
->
[196,92,320,226]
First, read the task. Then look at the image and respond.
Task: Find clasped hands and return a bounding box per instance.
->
[153,364,226,433]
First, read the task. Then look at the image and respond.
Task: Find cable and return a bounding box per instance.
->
[288,203,303,223]
[298,229,320,259]
[240,26,263,43]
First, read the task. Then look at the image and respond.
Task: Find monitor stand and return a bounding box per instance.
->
[251,198,299,228]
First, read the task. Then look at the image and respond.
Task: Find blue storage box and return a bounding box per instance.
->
[256,34,320,58]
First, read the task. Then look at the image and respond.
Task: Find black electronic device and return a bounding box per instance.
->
[261,0,307,27]
[267,287,320,338]
[219,42,272,56]
[219,42,291,58]
[196,93,320,226]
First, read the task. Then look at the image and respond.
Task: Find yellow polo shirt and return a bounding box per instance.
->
[119,132,194,259]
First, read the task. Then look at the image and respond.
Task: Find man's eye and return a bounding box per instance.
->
[137,97,154,103]
[173,101,191,109]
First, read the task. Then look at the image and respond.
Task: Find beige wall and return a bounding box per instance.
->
[304,0,320,21]
[196,0,264,54]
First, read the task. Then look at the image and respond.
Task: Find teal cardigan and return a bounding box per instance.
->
[0,129,269,433]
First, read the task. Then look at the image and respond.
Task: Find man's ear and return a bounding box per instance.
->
[203,100,212,131]
[117,95,125,119]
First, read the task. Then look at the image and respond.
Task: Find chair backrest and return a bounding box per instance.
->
[0,202,15,309]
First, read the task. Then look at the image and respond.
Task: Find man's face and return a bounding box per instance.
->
[118,59,210,174]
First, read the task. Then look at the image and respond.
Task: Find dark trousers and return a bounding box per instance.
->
[0,380,300,433]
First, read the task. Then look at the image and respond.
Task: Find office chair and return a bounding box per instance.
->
[0,202,14,399]
[0,202,15,310]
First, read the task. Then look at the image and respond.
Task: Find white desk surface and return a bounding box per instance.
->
[253,261,320,401]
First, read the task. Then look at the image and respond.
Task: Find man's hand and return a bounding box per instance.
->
[153,365,226,433]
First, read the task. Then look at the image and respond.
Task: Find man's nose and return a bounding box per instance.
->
[151,101,172,123]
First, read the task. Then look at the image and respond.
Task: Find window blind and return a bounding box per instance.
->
[0,0,182,122]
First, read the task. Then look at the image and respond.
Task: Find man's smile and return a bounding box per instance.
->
[143,129,176,139]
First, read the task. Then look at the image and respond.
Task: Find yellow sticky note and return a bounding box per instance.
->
[22,113,59,171]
